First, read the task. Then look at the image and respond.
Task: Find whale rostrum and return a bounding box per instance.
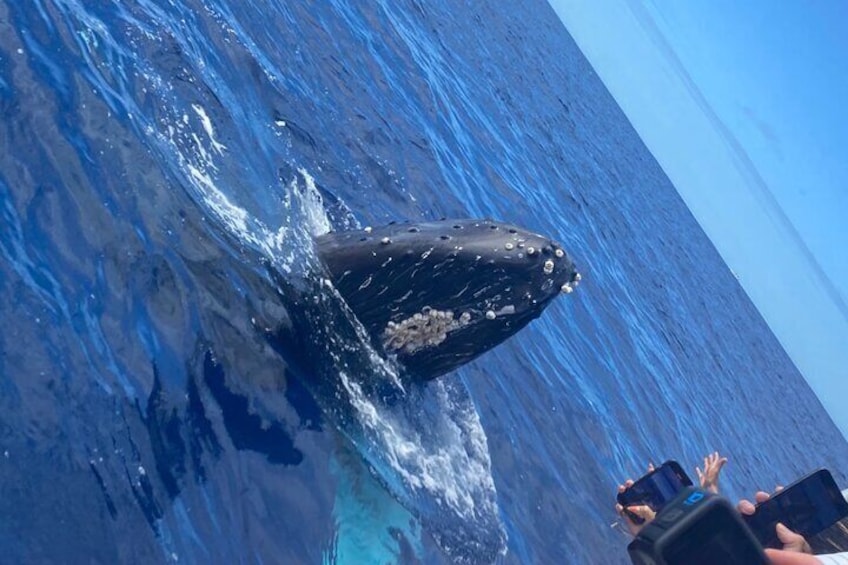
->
[314,219,580,382]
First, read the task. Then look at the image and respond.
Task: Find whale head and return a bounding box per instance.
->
[315,219,580,382]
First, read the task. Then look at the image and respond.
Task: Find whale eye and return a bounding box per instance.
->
[453,224,463,229]
[440,235,450,240]
[408,227,420,233]
[490,225,498,229]
[508,228,517,234]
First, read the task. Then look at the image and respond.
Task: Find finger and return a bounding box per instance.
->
[776,522,811,553]
[755,491,771,503]
[764,548,820,565]
[647,462,655,472]
[737,499,756,515]
[628,505,656,520]
[625,479,634,488]
[775,485,784,493]
[775,523,803,541]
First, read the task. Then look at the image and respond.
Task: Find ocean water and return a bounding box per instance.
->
[1,1,846,564]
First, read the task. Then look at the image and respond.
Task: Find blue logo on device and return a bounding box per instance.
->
[684,492,705,506]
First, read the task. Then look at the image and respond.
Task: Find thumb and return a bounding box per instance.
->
[628,504,656,521]
[775,522,809,552]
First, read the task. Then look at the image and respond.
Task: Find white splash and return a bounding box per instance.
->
[191,103,227,154]
[147,99,309,273]
[135,82,498,546]
[286,168,334,236]
[340,372,498,521]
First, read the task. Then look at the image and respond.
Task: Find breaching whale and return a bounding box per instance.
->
[314,219,580,382]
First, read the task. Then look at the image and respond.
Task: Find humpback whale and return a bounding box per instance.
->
[314,219,580,382]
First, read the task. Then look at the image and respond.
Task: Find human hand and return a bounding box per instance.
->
[696,451,727,494]
[737,488,812,554]
[614,500,656,536]
[615,466,657,536]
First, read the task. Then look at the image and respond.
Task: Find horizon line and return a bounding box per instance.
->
[624,0,848,324]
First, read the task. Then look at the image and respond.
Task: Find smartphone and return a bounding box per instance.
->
[743,469,848,549]
[617,460,694,518]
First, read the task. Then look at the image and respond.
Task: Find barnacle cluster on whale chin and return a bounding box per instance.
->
[382,307,472,354]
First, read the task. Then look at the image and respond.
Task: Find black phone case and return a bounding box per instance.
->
[617,460,693,509]
[744,469,848,549]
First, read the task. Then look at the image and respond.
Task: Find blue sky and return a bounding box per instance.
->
[548,0,848,438]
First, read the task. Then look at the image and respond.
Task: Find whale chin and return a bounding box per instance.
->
[314,218,580,382]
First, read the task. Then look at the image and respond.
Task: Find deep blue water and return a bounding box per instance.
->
[1,1,847,563]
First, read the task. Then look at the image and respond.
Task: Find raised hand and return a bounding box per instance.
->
[695,451,728,494]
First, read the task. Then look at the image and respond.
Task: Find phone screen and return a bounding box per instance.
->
[617,461,694,513]
[743,469,848,549]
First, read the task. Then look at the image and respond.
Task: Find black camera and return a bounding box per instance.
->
[627,487,768,565]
